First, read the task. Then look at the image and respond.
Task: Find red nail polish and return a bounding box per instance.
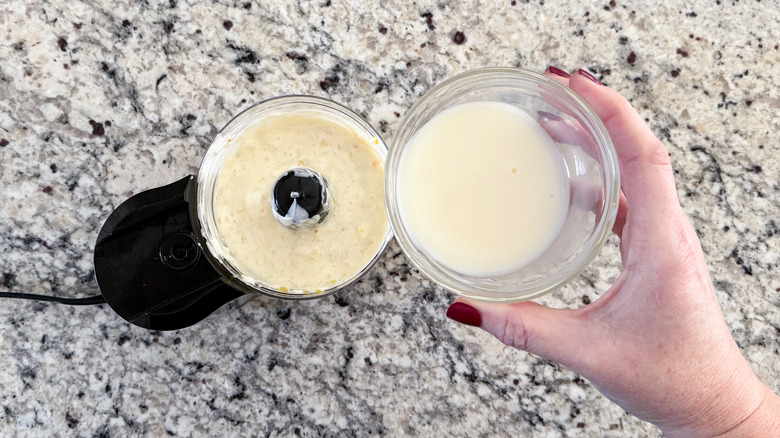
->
[537,110,564,122]
[577,69,603,85]
[446,302,482,327]
[547,66,571,78]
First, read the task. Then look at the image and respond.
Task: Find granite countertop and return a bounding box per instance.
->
[1,0,779,436]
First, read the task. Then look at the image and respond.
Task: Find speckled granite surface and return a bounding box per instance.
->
[1,0,779,436]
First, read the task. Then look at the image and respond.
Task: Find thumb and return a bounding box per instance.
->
[446,299,588,367]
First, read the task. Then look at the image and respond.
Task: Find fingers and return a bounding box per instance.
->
[544,66,572,86]
[614,191,628,237]
[537,112,600,158]
[543,67,680,240]
[446,298,587,368]
[538,69,629,239]
[567,71,680,229]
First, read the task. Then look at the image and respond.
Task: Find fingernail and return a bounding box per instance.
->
[537,110,564,122]
[547,66,571,78]
[577,69,603,85]
[446,302,482,327]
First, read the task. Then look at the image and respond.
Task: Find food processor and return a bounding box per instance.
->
[93,96,392,330]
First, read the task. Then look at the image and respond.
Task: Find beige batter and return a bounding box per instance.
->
[214,113,388,293]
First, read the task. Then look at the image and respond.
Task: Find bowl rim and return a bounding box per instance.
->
[385,67,620,302]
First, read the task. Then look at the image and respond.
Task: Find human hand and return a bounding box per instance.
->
[445,68,780,436]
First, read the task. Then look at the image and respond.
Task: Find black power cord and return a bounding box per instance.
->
[0,291,105,305]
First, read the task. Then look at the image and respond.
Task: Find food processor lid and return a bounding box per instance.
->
[93,175,242,330]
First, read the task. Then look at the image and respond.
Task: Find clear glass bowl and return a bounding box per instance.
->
[385,68,620,302]
[196,96,393,299]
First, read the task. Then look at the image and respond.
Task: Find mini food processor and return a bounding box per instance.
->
[93,96,392,330]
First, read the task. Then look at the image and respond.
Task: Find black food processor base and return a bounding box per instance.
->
[93,176,243,330]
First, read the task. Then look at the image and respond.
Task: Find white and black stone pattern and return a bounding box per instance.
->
[0,0,778,436]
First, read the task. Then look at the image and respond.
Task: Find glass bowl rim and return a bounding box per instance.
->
[384,67,620,302]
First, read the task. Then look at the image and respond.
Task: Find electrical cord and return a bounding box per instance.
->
[0,291,106,305]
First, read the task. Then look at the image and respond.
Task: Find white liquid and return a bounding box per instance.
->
[398,101,569,277]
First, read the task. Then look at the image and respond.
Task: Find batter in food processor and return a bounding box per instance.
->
[213,112,388,293]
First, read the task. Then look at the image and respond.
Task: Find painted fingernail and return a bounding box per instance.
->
[578,69,603,85]
[547,66,571,78]
[537,110,564,122]
[446,302,482,327]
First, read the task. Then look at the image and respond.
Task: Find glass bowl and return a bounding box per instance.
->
[385,68,620,302]
[196,96,393,299]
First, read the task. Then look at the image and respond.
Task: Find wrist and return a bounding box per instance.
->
[713,387,780,437]
[661,364,770,438]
